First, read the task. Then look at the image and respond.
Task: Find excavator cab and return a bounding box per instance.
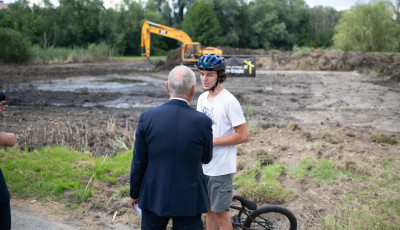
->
[182,43,223,63]
[183,43,202,62]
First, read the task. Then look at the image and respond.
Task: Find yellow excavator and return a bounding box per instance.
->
[141,21,222,63]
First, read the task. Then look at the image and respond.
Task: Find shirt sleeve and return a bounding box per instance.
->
[227,97,246,128]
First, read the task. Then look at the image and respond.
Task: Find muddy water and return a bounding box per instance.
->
[28,75,167,108]
[16,70,400,135]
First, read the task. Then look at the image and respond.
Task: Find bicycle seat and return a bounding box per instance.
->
[233,196,257,210]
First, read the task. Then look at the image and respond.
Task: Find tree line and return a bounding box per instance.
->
[0,0,399,58]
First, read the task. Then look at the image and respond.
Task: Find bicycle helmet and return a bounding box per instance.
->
[195,53,226,71]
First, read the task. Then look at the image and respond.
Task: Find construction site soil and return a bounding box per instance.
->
[1,48,400,229]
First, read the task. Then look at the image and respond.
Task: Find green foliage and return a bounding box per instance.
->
[204,0,244,47]
[243,0,311,50]
[88,42,111,61]
[2,0,399,59]
[292,45,311,56]
[234,162,293,203]
[309,6,341,48]
[288,157,314,180]
[370,133,400,145]
[244,0,285,49]
[333,1,400,52]
[0,147,132,205]
[119,186,130,197]
[309,159,341,183]
[0,27,32,63]
[31,45,110,63]
[182,1,222,46]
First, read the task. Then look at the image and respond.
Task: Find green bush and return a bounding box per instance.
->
[0,27,32,63]
[88,42,110,61]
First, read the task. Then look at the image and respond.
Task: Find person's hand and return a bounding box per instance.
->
[129,197,139,210]
[0,101,7,114]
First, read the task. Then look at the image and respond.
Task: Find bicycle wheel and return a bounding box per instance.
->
[243,205,297,230]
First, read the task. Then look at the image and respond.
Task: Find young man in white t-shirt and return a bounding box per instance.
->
[195,54,249,230]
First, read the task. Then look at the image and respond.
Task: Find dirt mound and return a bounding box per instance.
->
[164,47,400,81]
[381,59,400,81]
[161,47,183,69]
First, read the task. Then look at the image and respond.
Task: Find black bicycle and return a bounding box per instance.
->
[230,195,297,230]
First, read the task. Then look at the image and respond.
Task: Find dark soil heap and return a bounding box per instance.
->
[162,47,400,81]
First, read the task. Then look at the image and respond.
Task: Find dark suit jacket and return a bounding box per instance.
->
[130,99,213,217]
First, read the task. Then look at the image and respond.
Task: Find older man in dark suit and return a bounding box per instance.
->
[0,100,16,230]
[129,65,213,230]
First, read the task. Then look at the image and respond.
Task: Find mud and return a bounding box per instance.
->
[1,51,400,229]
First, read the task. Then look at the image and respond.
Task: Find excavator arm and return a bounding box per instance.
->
[141,21,222,63]
[141,21,193,58]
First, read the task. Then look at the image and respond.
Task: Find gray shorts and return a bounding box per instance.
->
[205,174,233,213]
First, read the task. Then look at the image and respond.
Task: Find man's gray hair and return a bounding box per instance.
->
[168,65,196,97]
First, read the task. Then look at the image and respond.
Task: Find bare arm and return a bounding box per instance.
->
[0,101,16,147]
[213,123,249,146]
[0,132,16,147]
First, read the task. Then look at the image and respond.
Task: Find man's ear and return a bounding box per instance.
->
[189,85,195,101]
[165,81,170,93]
[191,85,195,95]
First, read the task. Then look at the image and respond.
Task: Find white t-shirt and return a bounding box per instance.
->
[197,89,246,176]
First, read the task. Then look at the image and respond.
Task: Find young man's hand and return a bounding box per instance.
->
[0,101,8,114]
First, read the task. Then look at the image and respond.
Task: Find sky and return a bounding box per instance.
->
[1,0,398,11]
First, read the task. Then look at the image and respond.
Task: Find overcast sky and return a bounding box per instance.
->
[2,0,398,11]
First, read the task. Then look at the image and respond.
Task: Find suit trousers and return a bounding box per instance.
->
[141,209,201,230]
[0,168,11,230]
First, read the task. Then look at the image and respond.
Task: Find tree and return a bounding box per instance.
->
[243,0,286,49]
[275,0,312,48]
[204,0,246,47]
[333,0,400,52]
[57,0,104,47]
[395,0,400,24]
[181,1,222,46]
[1,0,40,44]
[0,27,32,63]
[309,6,340,48]
[114,0,146,55]
[172,0,195,27]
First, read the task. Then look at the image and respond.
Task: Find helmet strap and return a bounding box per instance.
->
[210,79,219,91]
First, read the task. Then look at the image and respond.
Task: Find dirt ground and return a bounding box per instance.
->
[1,49,400,229]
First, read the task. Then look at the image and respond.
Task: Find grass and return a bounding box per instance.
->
[370,133,400,145]
[288,156,314,180]
[292,45,312,56]
[234,161,294,203]
[31,43,111,63]
[323,156,400,229]
[246,102,259,131]
[0,146,131,205]
[288,156,351,183]
[1,126,399,229]
[30,45,167,64]
[287,153,400,229]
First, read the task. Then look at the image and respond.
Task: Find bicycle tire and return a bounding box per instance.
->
[242,205,297,230]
